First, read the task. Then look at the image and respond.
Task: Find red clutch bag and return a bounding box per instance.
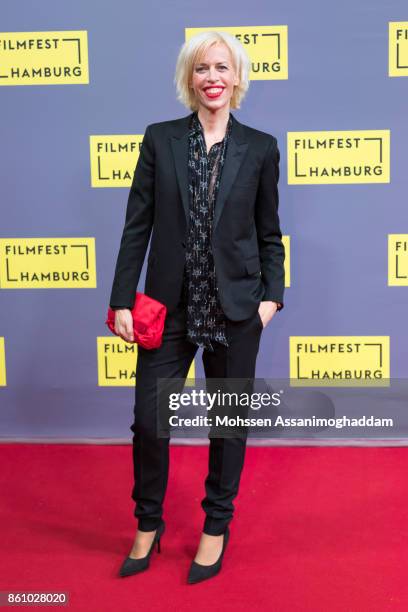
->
[106,292,167,349]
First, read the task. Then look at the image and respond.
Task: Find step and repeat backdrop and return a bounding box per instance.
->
[0,1,407,440]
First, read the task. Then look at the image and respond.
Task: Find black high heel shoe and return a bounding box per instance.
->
[187,527,230,584]
[119,519,165,577]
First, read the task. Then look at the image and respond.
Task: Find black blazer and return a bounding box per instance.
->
[109,111,285,321]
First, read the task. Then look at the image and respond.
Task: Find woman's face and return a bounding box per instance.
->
[190,42,239,113]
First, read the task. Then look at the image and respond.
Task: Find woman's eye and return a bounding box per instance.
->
[195,66,228,72]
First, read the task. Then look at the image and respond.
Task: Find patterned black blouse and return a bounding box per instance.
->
[182,111,233,352]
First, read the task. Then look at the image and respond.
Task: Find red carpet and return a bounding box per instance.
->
[1,444,407,611]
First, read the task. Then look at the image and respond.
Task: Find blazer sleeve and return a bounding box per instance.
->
[109,125,155,309]
[255,136,285,310]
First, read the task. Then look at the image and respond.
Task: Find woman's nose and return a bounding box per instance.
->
[207,67,219,81]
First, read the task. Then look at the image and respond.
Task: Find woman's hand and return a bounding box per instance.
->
[258,301,279,329]
[114,309,134,343]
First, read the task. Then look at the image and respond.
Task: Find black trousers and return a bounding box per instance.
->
[129,295,263,536]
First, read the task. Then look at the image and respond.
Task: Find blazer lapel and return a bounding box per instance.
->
[213,123,248,230]
[170,113,192,225]
[170,112,248,229]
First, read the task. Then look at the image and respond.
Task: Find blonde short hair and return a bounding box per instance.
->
[174,30,251,111]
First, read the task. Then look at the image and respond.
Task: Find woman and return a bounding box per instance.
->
[109,30,285,584]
